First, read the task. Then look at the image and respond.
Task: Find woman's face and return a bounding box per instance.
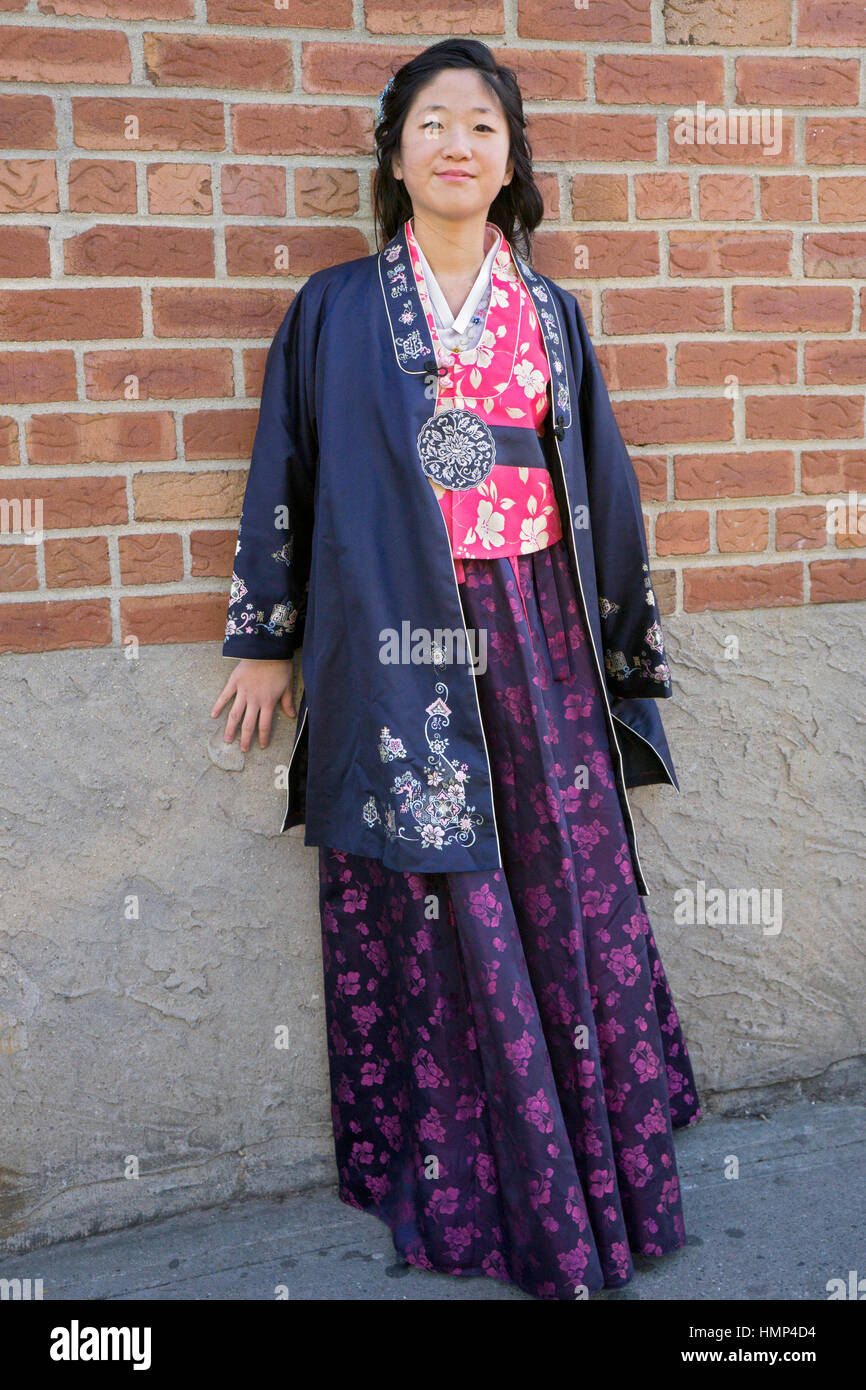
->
[392,67,514,227]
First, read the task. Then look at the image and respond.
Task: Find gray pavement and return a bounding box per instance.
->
[2,1099,863,1300]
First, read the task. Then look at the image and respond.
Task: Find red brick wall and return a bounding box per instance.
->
[1,0,864,652]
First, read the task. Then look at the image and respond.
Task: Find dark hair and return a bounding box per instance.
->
[372,39,544,263]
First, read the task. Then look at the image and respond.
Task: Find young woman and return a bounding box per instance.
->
[211,38,702,1301]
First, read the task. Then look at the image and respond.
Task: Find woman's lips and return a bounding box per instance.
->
[437,172,474,180]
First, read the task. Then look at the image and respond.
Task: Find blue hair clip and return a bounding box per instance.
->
[376,75,395,127]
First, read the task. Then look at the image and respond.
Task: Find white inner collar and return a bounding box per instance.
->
[412,220,503,335]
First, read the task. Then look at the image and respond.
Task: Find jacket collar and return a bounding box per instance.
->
[377,217,572,432]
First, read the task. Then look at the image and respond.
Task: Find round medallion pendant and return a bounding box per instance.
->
[417,408,496,490]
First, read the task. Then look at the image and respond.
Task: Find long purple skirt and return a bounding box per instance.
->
[317,534,702,1300]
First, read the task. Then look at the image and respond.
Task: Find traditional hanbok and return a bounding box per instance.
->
[316,218,701,1300]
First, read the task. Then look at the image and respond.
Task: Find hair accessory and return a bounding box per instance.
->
[376,75,395,126]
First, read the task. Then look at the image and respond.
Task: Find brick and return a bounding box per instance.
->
[683,562,803,613]
[224,224,368,277]
[760,175,811,222]
[189,527,236,577]
[133,469,246,523]
[809,557,866,601]
[528,113,657,164]
[616,398,733,446]
[208,0,350,25]
[0,26,130,84]
[798,0,866,44]
[241,347,268,397]
[120,591,227,645]
[827,500,866,550]
[541,229,658,280]
[44,535,111,588]
[697,174,754,221]
[0,288,142,341]
[73,97,225,151]
[803,233,866,279]
[0,476,129,529]
[232,103,372,157]
[69,160,137,214]
[492,46,589,100]
[675,339,797,387]
[0,160,58,213]
[669,229,791,277]
[27,411,176,466]
[0,350,77,403]
[817,177,866,224]
[83,348,234,400]
[143,34,292,92]
[363,0,505,37]
[518,0,652,42]
[183,409,258,461]
[0,94,56,149]
[118,531,184,585]
[294,167,359,219]
[716,507,769,552]
[65,0,194,11]
[806,119,866,166]
[732,285,852,332]
[0,415,19,466]
[301,41,433,97]
[655,508,710,555]
[152,287,291,339]
[147,163,213,215]
[664,0,792,46]
[801,449,866,494]
[0,229,51,281]
[652,567,677,615]
[775,505,829,550]
[535,172,560,219]
[222,164,287,217]
[0,598,112,653]
[0,544,38,592]
[735,56,859,106]
[804,341,866,386]
[632,454,668,501]
[595,54,724,104]
[746,393,862,441]
[63,225,214,277]
[674,450,795,500]
[595,342,668,390]
[603,287,724,335]
[571,174,628,223]
[667,114,794,166]
[634,173,690,220]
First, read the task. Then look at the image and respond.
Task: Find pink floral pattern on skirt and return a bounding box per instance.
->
[318,535,701,1299]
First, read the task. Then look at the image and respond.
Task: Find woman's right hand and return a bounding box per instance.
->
[210,658,296,752]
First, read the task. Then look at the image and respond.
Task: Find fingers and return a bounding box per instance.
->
[223,687,246,745]
[217,666,295,752]
[257,705,273,749]
[239,700,261,753]
[210,675,237,718]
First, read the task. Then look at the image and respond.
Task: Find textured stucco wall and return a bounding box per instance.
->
[1,602,864,1253]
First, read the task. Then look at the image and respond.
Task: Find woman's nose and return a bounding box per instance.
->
[438,132,473,158]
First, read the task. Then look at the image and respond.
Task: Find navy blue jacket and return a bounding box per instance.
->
[222,218,680,895]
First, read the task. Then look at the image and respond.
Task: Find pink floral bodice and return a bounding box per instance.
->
[406,219,563,582]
